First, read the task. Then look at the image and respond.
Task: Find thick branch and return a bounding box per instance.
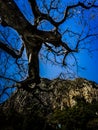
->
[28,0,98,27]
[28,0,59,27]
[0,41,24,58]
[0,0,30,33]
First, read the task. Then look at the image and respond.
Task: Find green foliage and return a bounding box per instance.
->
[1,99,98,130]
[48,99,98,130]
[87,118,98,130]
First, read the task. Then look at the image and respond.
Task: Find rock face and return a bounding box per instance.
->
[1,78,98,112]
[0,78,98,130]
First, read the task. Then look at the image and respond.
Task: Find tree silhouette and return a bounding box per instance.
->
[0,0,98,98]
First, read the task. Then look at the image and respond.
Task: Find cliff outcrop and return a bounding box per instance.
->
[0,78,98,130]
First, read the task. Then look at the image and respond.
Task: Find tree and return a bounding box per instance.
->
[0,0,98,97]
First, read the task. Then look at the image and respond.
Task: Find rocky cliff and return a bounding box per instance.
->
[0,78,98,130]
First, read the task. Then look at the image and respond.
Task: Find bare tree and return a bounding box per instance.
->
[0,0,98,96]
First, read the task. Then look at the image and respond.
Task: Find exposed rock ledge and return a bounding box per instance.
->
[0,78,98,130]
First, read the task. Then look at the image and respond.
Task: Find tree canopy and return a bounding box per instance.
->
[0,0,98,102]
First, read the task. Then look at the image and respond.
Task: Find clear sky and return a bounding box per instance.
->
[0,0,98,103]
[37,0,98,83]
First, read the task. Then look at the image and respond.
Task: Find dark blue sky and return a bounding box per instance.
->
[37,0,98,83]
